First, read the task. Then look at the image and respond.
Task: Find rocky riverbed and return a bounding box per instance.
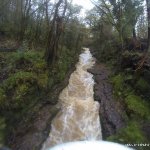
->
[88,62,126,139]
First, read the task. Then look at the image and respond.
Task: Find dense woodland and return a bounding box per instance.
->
[0,0,150,149]
[88,0,150,149]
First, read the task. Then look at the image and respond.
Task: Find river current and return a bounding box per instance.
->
[42,48,102,150]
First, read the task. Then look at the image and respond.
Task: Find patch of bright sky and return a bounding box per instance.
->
[72,0,94,17]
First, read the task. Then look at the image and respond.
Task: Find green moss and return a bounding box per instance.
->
[37,73,48,88]
[136,78,150,93]
[0,50,50,110]
[125,94,150,119]
[107,121,147,144]
[1,71,48,109]
[33,61,47,72]
[111,74,125,97]
[3,71,36,90]
[0,47,79,144]
[15,84,30,100]
[6,51,44,72]
[9,51,43,63]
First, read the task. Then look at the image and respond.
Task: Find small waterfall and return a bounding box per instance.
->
[42,48,102,150]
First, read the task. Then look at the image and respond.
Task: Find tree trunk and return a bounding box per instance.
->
[45,0,67,66]
[133,27,136,39]
[146,0,150,52]
[17,0,32,47]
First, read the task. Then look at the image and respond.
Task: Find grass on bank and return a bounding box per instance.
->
[0,47,79,146]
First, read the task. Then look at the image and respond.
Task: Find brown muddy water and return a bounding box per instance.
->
[41,48,102,150]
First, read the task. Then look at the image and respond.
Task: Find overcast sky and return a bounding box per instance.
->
[73,0,93,9]
[72,0,94,16]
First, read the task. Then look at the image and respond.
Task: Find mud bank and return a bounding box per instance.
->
[88,62,126,139]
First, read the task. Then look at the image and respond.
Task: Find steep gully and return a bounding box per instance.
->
[42,48,125,149]
[8,48,125,150]
[42,48,102,149]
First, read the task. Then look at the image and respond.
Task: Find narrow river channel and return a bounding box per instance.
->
[42,48,102,150]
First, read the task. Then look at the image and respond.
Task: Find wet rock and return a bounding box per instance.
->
[91,63,126,139]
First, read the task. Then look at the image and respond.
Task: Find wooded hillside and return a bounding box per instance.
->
[0,0,150,150]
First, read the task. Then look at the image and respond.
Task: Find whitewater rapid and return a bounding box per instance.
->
[42,48,102,150]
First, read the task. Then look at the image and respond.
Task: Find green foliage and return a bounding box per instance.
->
[3,71,36,90]
[125,94,150,119]
[1,77,31,109]
[37,73,48,88]
[33,61,47,72]
[0,117,6,146]
[0,71,49,109]
[111,74,125,97]
[15,84,29,100]
[110,71,150,147]
[107,121,147,145]
[57,47,73,81]
[48,47,77,85]
[136,78,150,93]
[0,47,78,110]
[122,51,142,58]
[9,51,42,63]
[7,51,46,72]
[0,51,48,110]
[0,88,6,106]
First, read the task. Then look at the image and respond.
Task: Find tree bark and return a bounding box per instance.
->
[146,0,150,52]
[18,0,32,46]
[45,0,67,65]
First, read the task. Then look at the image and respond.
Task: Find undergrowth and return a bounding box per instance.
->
[109,68,150,149]
[0,46,79,146]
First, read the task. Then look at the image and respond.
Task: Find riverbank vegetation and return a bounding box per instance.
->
[0,0,150,149]
[0,0,87,148]
[87,0,150,149]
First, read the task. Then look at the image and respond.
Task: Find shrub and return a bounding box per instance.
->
[125,94,150,119]
[7,51,45,72]
[136,78,150,93]
[0,88,6,109]
[3,71,36,90]
[0,117,6,145]
[111,74,125,97]
[1,71,48,109]
[107,121,147,144]
[37,73,48,88]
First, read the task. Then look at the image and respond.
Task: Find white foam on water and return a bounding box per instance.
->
[41,48,102,150]
[48,141,134,150]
